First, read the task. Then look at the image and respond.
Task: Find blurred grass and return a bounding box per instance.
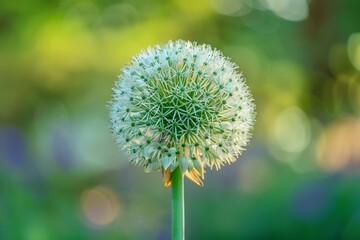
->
[1,0,360,239]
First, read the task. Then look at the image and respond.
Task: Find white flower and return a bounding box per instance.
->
[109,40,255,186]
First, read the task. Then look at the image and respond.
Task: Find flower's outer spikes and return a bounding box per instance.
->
[109,40,255,186]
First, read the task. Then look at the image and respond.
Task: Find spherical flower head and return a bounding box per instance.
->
[109,40,255,186]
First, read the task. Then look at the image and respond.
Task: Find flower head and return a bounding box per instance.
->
[109,40,255,186]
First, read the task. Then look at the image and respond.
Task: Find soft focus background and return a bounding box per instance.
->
[1,0,360,239]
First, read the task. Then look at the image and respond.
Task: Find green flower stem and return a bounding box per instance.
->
[172,167,184,240]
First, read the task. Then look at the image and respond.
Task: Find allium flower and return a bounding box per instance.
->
[109,40,255,186]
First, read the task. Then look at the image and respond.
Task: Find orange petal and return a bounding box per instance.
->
[162,167,172,188]
[185,170,204,187]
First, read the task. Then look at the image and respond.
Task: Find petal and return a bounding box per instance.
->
[161,155,175,170]
[145,161,160,173]
[179,156,189,174]
[143,145,154,158]
[192,159,204,178]
[162,167,172,187]
[185,170,204,187]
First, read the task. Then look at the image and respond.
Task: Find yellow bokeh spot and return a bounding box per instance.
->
[263,60,306,114]
[173,0,213,17]
[347,33,360,71]
[29,19,96,89]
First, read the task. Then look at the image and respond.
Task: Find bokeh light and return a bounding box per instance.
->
[211,0,252,16]
[81,186,121,227]
[265,0,308,21]
[316,117,360,172]
[273,107,311,153]
[348,33,360,72]
[210,0,308,21]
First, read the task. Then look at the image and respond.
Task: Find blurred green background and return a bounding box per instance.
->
[1,0,360,239]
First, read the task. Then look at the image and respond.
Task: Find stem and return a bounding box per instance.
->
[172,167,184,240]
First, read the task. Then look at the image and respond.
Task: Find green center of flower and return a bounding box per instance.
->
[142,74,230,143]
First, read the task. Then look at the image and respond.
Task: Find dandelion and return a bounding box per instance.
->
[109,40,255,239]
